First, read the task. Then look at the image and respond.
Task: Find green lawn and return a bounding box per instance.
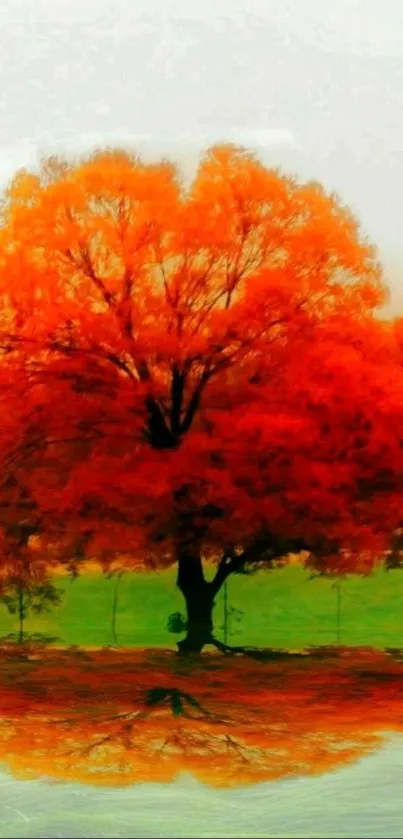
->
[1,565,403,649]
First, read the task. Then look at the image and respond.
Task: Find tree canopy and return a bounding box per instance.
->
[0,145,401,650]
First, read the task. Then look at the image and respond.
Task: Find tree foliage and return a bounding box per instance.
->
[0,144,400,623]
[0,577,62,619]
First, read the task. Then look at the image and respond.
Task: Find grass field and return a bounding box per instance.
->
[1,564,403,649]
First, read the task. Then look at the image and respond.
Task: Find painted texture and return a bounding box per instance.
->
[0,648,402,836]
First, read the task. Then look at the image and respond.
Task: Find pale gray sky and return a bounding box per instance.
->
[0,0,402,308]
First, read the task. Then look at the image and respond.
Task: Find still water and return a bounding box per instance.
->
[0,647,401,838]
[0,735,401,839]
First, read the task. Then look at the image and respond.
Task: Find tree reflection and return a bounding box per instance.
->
[0,648,401,787]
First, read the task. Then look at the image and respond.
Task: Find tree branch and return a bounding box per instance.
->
[170,365,185,435]
[211,535,311,596]
[66,244,116,309]
[210,551,237,596]
[179,367,211,434]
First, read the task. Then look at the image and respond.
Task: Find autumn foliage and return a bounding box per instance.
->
[0,145,401,650]
[0,649,402,787]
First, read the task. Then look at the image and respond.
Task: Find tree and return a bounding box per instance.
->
[0,145,401,653]
[0,573,62,643]
[0,470,64,645]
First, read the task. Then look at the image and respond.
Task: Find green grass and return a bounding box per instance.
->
[1,565,403,650]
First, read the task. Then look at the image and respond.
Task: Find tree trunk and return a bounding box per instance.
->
[177,587,215,654]
[176,543,215,655]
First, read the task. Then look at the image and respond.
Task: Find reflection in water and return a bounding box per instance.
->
[0,647,402,788]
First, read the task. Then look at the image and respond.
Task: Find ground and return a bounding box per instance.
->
[1,565,403,650]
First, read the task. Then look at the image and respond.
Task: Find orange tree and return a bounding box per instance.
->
[0,145,401,653]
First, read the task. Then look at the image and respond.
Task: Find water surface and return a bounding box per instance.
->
[0,735,401,838]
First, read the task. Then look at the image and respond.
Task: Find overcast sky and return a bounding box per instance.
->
[0,0,402,308]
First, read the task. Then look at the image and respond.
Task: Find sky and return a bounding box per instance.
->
[0,0,402,309]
